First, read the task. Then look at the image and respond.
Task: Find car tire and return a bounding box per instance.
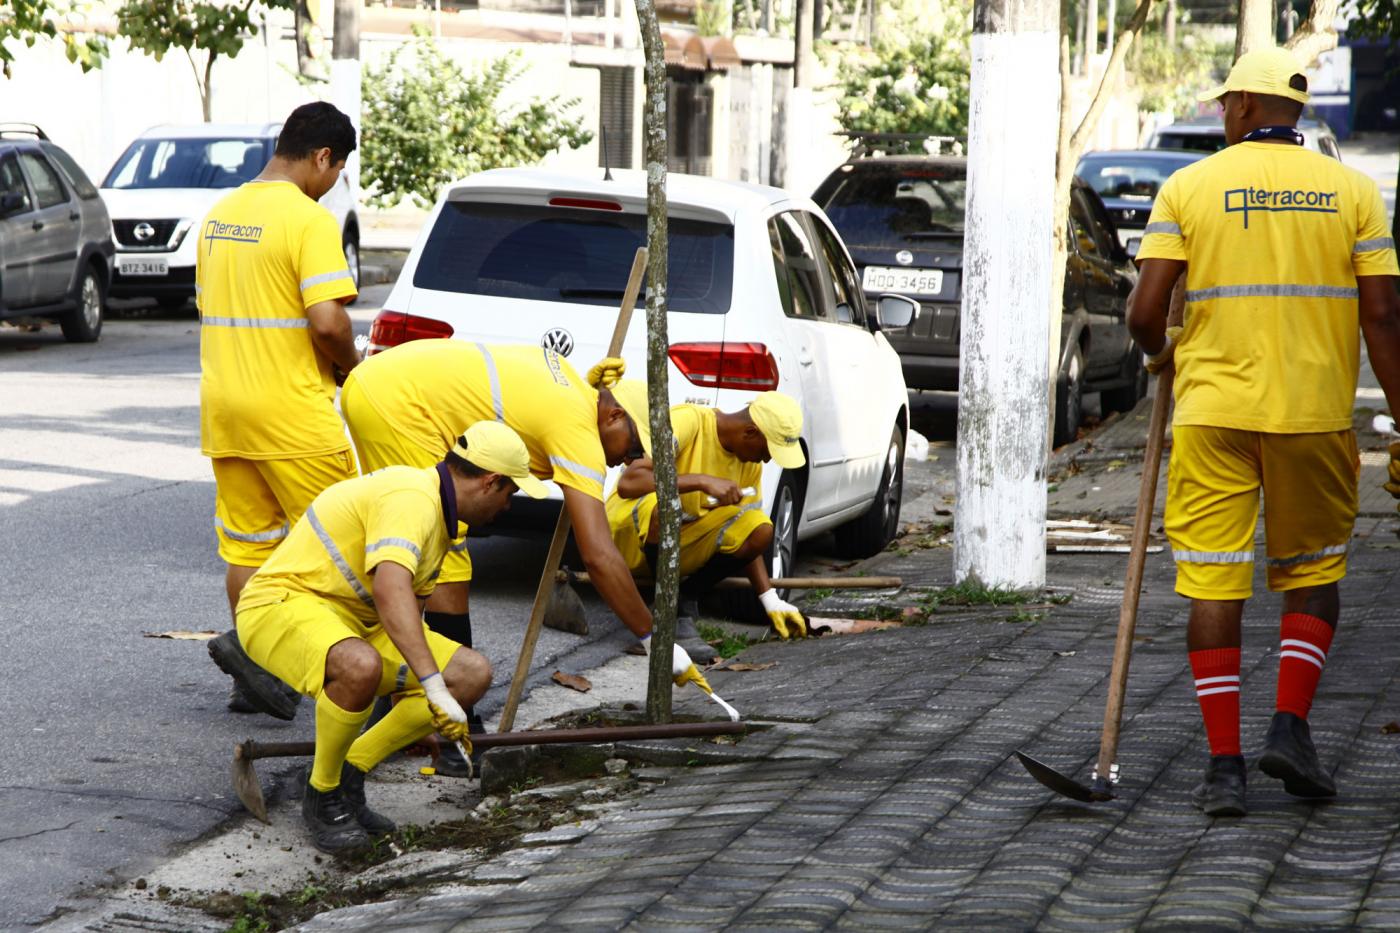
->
[60,265,103,343]
[833,426,905,559]
[343,228,361,301]
[1053,344,1085,447]
[1101,347,1147,415]
[707,469,803,623]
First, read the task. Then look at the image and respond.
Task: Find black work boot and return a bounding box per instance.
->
[227,682,259,714]
[1258,711,1337,798]
[676,612,718,665]
[208,630,302,721]
[337,762,396,835]
[301,780,369,853]
[1191,754,1248,817]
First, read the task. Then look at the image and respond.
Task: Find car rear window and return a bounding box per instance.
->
[413,200,735,314]
[817,163,966,248]
[1078,154,1198,202]
[1154,132,1226,153]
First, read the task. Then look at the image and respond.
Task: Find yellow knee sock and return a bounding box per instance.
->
[345,692,435,773]
[310,692,373,792]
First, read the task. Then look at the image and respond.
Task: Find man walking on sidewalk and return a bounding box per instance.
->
[199,102,363,721]
[1129,47,1400,817]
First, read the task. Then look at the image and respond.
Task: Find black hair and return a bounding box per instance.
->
[445,449,514,489]
[275,102,357,163]
[1255,74,1307,123]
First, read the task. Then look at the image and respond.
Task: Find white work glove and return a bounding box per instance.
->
[759,589,808,640]
[422,672,471,743]
[1143,326,1182,375]
[638,635,713,693]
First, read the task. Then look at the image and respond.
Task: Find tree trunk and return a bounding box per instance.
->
[793,0,814,86]
[1106,0,1116,51]
[634,0,680,725]
[1164,0,1174,47]
[332,0,362,192]
[954,0,1060,590]
[202,51,217,122]
[1235,0,1274,57]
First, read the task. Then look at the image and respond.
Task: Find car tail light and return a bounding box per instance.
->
[668,342,780,391]
[367,310,454,355]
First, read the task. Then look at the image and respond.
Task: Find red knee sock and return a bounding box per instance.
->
[1277,613,1334,719]
[1190,647,1241,757]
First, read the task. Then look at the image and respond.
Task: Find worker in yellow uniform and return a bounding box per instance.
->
[607,392,810,654]
[237,421,548,852]
[338,340,712,733]
[1128,48,1400,818]
[197,102,363,721]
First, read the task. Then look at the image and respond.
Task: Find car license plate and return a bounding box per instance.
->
[862,266,943,296]
[117,256,169,277]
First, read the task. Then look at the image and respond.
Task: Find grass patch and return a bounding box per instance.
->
[926,580,1036,608]
[852,604,904,622]
[1005,610,1045,623]
[696,622,757,658]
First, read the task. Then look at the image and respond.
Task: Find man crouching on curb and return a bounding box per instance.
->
[232,421,547,852]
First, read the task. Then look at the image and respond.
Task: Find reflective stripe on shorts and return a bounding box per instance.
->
[1172,549,1254,564]
[215,516,289,543]
[307,506,374,606]
[716,503,762,546]
[1267,543,1347,569]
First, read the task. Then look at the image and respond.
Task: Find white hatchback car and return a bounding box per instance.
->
[369,167,916,577]
[100,123,360,309]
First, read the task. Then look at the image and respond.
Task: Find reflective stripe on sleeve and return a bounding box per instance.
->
[367,537,422,560]
[1144,222,1181,236]
[1172,549,1254,564]
[549,455,605,485]
[201,316,309,329]
[1185,284,1359,302]
[1267,543,1347,568]
[449,538,470,553]
[1355,237,1396,253]
[307,506,375,606]
[475,343,505,422]
[300,270,353,291]
[215,516,289,543]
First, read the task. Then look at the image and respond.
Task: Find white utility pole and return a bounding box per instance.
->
[331,0,361,193]
[1106,0,1116,51]
[954,0,1059,590]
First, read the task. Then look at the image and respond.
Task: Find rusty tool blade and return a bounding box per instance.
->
[1013,751,1115,803]
[233,742,270,824]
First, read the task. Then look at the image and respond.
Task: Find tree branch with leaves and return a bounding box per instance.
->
[0,0,107,78]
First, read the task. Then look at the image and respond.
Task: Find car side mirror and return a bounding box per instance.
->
[1125,236,1142,260]
[875,293,917,330]
[0,191,24,217]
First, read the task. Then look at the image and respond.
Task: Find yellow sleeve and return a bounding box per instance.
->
[363,489,438,580]
[297,208,358,309]
[545,425,608,501]
[1353,182,1399,277]
[669,405,702,456]
[1137,176,1187,262]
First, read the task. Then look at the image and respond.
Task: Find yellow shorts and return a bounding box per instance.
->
[607,492,771,578]
[212,451,357,567]
[1165,425,1358,600]
[341,376,472,584]
[237,593,464,699]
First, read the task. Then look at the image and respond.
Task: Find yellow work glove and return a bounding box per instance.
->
[758,589,807,639]
[429,702,473,747]
[1385,441,1400,508]
[1144,326,1183,375]
[640,636,714,692]
[587,356,627,389]
[422,672,472,745]
[674,661,713,694]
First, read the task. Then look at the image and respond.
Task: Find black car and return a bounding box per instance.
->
[1076,149,1205,248]
[814,153,1144,446]
[0,124,114,342]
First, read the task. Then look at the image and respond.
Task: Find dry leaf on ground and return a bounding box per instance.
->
[142,630,219,640]
[720,662,777,672]
[551,671,592,693]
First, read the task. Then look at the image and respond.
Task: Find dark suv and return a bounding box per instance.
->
[814,149,1145,445]
[0,124,113,342]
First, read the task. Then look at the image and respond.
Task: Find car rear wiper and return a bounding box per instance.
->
[558,288,646,302]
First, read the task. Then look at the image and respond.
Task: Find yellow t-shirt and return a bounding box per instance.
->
[669,405,763,517]
[197,180,358,459]
[237,465,450,628]
[1139,142,1399,433]
[347,341,608,499]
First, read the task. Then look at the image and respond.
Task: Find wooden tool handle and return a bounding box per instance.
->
[557,571,903,590]
[497,247,649,733]
[1094,276,1183,783]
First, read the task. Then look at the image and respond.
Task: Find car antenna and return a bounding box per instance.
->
[601,126,614,182]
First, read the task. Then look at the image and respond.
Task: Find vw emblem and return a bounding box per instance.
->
[541,327,574,356]
[895,249,914,266]
[134,222,156,241]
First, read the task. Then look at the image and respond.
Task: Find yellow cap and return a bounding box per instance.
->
[450,421,549,498]
[608,379,652,459]
[749,392,805,469]
[1198,47,1309,104]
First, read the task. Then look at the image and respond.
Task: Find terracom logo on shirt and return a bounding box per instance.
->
[203,219,264,254]
[1224,186,1338,229]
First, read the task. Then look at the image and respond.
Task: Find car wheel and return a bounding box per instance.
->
[707,469,803,623]
[343,230,361,294]
[833,426,905,559]
[60,266,103,343]
[1053,344,1084,447]
[1101,346,1147,415]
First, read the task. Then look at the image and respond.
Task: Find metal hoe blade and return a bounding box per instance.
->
[1014,751,1115,803]
[232,743,270,824]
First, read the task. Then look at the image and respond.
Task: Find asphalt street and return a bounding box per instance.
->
[0,289,651,927]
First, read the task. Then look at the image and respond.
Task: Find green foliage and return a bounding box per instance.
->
[0,0,107,77]
[361,28,593,210]
[1348,0,1400,39]
[696,622,756,657]
[694,0,733,37]
[830,1,972,140]
[1132,32,1233,118]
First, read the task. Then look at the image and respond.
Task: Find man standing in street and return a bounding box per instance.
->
[198,102,362,719]
[606,392,810,648]
[1129,48,1400,817]
[236,421,546,852]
